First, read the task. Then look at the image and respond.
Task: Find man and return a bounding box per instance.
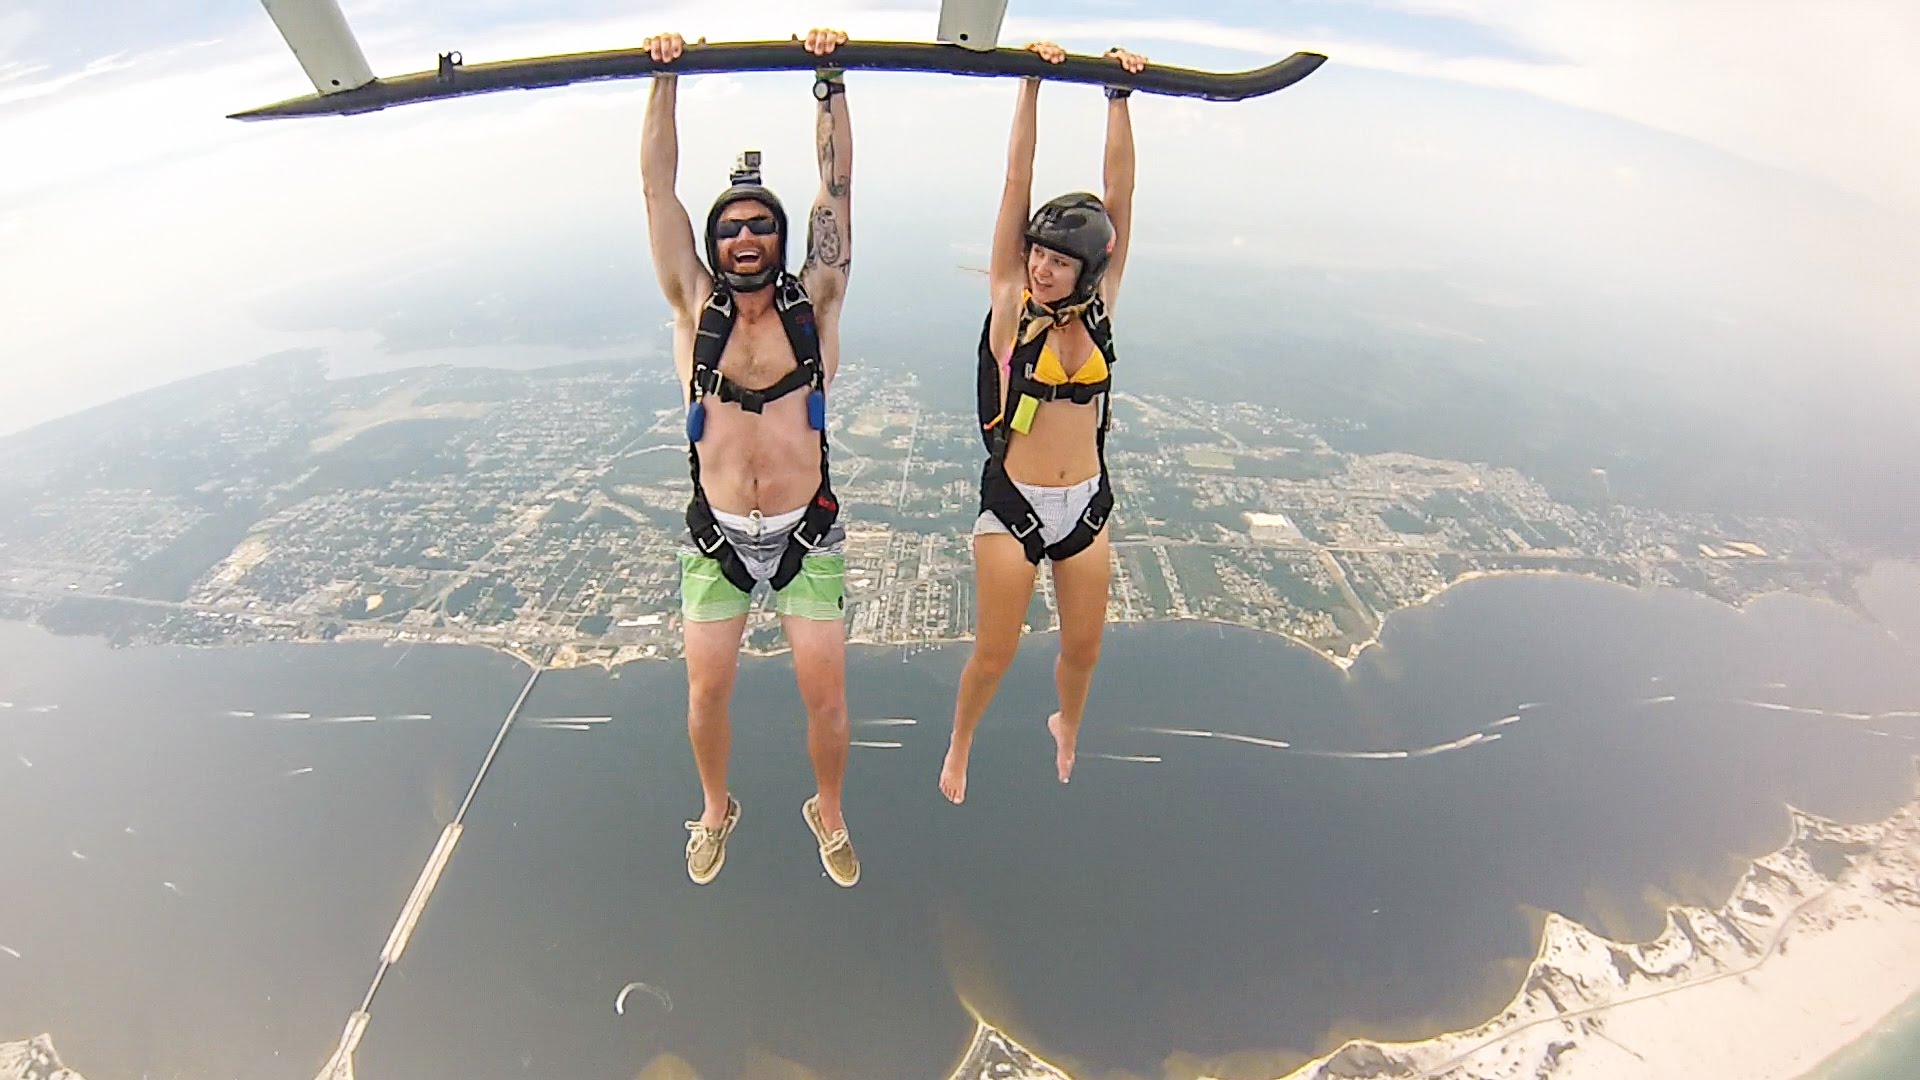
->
[640,28,858,886]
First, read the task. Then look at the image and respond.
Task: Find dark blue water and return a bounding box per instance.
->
[0,626,525,1079]
[3,573,1917,1080]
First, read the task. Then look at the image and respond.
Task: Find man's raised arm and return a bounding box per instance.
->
[799,29,852,314]
[640,34,708,318]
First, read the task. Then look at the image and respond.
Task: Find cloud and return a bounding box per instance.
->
[0,61,47,86]
[0,51,139,105]
[1372,2,1920,218]
[1009,5,1920,220]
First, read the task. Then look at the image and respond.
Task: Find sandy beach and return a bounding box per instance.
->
[1251,762,1920,1080]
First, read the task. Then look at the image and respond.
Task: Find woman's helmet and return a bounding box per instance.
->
[1025,192,1115,311]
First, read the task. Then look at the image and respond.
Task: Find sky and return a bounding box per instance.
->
[1,0,1917,436]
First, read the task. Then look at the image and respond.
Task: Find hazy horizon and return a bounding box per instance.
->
[3,0,1918,438]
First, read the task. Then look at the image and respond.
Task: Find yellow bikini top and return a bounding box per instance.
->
[1033,339,1109,387]
[1018,290,1110,388]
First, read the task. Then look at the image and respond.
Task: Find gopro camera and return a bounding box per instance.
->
[730,150,762,185]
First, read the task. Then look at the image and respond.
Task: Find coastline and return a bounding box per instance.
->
[954,761,1920,1080]
[565,565,1884,675]
[1223,760,1920,1080]
[7,563,1887,680]
[0,1034,83,1080]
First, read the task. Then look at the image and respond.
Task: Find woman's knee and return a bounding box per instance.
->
[1058,631,1103,673]
[969,638,1020,680]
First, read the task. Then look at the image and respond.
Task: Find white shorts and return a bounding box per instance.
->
[973,474,1103,549]
[706,505,846,582]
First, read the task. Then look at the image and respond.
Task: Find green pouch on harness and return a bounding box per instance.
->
[1010,394,1040,435]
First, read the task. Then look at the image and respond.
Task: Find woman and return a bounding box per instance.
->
[940,41,1146,804]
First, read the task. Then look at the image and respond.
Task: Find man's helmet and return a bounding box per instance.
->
[705,150,788,292]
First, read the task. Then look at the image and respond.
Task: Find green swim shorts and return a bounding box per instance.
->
[678,551,847,623]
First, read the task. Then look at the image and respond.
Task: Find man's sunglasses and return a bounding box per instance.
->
[715,216,778,239]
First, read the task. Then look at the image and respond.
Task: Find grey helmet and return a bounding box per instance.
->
[1025,192,1115,312]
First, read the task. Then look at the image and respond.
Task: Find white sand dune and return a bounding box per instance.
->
[1253,775,1920,1080]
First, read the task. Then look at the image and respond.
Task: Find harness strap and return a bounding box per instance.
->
[976,297,1119,565]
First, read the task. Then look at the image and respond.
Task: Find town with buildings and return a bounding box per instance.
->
[0,354,1878,670]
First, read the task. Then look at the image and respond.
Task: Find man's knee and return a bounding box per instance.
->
[795,657,848,730]
[687,665,736,719]
[805,695,848,737]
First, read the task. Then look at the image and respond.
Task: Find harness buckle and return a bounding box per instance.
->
[775,276,807,312]
[1009,514,1042,539]
[733,387,767,414]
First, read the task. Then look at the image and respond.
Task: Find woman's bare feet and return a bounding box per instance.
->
[940,738,971,804]
[1047,711,1078,783]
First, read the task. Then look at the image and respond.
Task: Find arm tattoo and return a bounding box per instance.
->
[807,205,847,271]
[817,102,849,198]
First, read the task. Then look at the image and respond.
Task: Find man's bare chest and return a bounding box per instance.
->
[718,317,797,390]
